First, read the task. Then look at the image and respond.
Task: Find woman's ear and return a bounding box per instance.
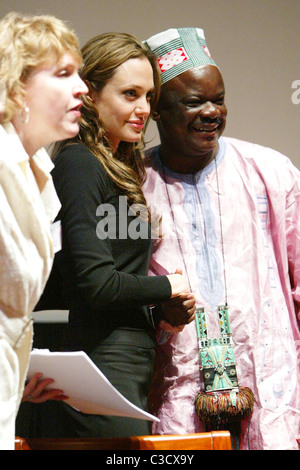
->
[85,80,96,102]
[11,91,25,109]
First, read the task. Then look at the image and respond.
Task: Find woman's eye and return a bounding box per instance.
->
[57,65,76,78]
[57,69,69,77]
[124,90,136,98]
[147,91,154,102]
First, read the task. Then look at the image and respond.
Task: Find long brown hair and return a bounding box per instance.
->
[53,32,161,216]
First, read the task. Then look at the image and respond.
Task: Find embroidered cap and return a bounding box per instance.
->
[145,27,217,84]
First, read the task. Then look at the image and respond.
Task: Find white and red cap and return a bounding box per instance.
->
[144,27,217,84]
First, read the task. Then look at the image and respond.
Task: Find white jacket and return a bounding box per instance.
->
[0,122,60,448]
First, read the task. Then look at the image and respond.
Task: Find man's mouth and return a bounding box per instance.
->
[192,123,220,133]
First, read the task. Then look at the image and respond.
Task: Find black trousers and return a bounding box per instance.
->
[56,339,156,438]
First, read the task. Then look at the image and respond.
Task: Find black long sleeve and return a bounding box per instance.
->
[52,143,171,330]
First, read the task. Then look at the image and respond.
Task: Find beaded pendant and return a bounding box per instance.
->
[194,305,255,449]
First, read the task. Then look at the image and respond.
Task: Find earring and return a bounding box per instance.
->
[21,105,30,124]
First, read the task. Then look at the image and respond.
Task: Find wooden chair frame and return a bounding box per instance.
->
[15,431,232,450]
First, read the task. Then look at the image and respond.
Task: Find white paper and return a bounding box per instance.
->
[27,349,159,422]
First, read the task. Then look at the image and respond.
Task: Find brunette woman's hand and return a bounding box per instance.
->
[159,320,185,333]
[167,268,191,298]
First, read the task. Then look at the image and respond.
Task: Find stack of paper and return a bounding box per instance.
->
[28,349,159,422]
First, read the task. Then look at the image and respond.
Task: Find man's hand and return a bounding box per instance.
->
[161,292,196,327]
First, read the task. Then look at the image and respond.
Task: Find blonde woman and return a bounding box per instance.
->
[50,33,195,438]
[0,12,87,449]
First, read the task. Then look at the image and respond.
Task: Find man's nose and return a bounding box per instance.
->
[199,101,221,121]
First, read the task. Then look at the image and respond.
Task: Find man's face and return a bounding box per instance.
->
[156,65,227,172]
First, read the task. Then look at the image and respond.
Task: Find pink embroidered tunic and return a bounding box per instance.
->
[143,137,300,450]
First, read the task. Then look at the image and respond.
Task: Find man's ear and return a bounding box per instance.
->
[152,111,160,121]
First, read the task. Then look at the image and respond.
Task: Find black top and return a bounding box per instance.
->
[51,143,171,341]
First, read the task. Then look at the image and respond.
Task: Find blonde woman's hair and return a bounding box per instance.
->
[54,32,161,222]
[0,12,82,123]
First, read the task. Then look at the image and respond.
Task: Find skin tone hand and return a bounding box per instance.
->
[164,268,196,332]
[160,292,196,329]
[166,268,191,298]
[22,373,68,404]
[159,320,185,333]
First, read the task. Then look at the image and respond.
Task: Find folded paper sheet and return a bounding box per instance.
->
[28,349,159,422]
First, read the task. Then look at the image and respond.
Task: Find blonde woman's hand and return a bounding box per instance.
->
[22,373,68,404]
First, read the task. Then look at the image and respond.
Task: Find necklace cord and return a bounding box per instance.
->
[214,158,228,305]
[160,154,253,449]
[160,155,228,304]
[161,164,192,292]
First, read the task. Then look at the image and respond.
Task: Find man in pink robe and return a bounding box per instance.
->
[143,28,300,450]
